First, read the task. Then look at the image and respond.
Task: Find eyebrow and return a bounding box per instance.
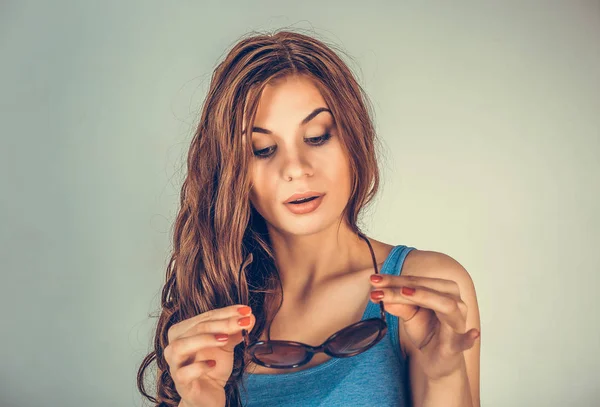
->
[242,107,331,135]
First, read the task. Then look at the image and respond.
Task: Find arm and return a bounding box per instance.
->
[404,252,481,407]
[420,356,474,406]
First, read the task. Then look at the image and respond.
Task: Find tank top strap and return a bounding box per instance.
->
[365,244,417,366]
[379,245,416,276]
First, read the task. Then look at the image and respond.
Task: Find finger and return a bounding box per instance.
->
[372,281,467,318]
[178,312,256,343]
[373,285,466,332]
[168,304,252,344]
[370,274,461,298]
[164,333,229,370]
[370,288,421,322]
[451,328,481,354]
[172,360,216,388]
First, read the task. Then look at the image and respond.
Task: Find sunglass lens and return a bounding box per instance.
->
[251,342,309,367]
[327,321,383,355]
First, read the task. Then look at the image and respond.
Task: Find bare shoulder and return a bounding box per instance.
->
[401,248,470,279]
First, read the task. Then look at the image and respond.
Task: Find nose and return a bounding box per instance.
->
[282,150,313,181]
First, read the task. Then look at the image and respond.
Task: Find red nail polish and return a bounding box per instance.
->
[371,290,384,300]
[237,306,252,316]
[370,275,383,283]
[401,287,416,296]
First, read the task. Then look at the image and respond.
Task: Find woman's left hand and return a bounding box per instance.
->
[369,273,480,380]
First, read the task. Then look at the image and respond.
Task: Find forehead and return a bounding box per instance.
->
[252,76,328,131]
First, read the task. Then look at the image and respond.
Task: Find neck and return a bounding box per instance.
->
[266,223,372,304]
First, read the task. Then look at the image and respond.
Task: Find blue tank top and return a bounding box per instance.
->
[239,244,416,407]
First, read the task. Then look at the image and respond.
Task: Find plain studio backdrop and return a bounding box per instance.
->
[1,1,598,406]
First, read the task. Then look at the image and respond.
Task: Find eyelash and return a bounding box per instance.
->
[253,133,332,160]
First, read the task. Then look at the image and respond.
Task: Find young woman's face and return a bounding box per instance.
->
[247,75,352,236]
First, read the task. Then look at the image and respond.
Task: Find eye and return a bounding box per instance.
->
[305,133,331,146]
[253,146,276,159]
[252,133,332,160]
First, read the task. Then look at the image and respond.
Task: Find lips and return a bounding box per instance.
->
[284,194,324,215]
[289,196,319,204]
[284,191,324,204]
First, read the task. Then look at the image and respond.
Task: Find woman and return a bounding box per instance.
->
[137,29,481,407]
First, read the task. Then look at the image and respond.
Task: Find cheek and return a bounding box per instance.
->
[249,165,273,203]
[321,148,351,181]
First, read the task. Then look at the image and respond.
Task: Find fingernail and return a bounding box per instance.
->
[237,306,252,316]
[370,290,384,300]
[370,274,383,283]
[206,360,216,368]
[238,316,251,326]
[401,287,416,296]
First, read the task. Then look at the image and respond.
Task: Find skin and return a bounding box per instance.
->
[242,74,481,406]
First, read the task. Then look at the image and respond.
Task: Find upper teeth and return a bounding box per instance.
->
[291,196,316,203]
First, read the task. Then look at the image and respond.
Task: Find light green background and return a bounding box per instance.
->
[1,1,599,406]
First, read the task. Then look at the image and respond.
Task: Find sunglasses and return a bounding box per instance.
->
[237,232,388,369]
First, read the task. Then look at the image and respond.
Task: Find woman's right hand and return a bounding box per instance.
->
[164,304,256,407]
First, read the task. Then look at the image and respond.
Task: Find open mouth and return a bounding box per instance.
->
[288,196,319,204]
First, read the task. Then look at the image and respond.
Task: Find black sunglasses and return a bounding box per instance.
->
[237,232,388,369]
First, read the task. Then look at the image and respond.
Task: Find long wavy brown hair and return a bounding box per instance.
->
[136,28,387,407]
